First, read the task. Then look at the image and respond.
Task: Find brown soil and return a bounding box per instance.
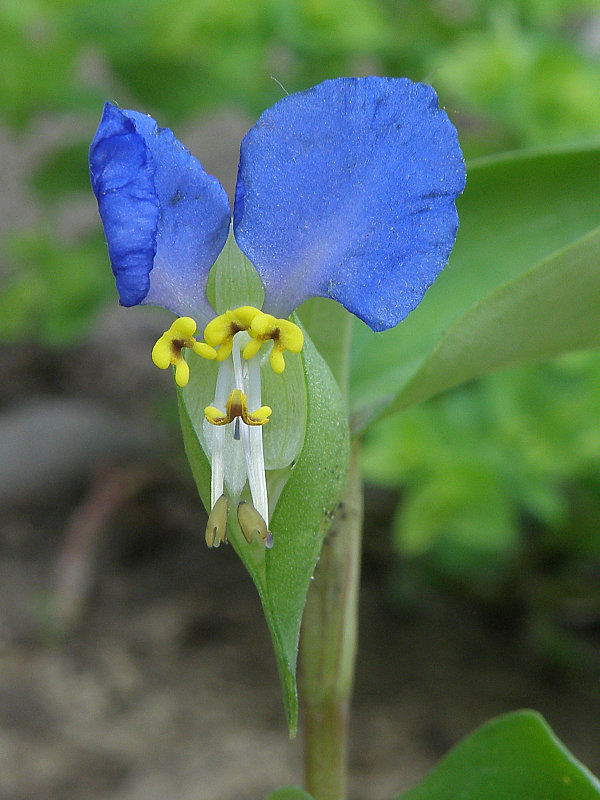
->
[1,454,599,800]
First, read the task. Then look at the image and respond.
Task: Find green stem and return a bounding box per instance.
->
[299,440,363,800]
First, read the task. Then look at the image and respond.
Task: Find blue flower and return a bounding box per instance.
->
[90,77,465,333]
[89,77,465,547]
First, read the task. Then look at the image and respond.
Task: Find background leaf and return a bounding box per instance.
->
[396,710,600,800]
[390,224,600,411]
[350,146,600,430]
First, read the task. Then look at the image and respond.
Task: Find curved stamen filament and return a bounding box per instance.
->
[208,355,232,513]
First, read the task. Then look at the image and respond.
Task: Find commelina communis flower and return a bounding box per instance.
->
[89,77,466,547]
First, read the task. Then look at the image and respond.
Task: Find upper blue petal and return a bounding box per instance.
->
[233,77,466,332]
[89,103,159,307]
[90,102,231,321]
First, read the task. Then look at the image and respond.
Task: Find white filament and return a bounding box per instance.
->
[209,357,234,510]
[232,335,269,524]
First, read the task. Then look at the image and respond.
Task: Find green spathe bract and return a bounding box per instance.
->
[178,239,349,735]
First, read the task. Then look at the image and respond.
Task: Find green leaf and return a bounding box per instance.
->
[0,231,113,345]
[350,146,600,430]
[178,322,349,737]
[264,788,315,800]
[389,225,600,413]
[396,710,600,800]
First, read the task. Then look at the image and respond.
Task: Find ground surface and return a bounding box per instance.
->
[1,442,599,800]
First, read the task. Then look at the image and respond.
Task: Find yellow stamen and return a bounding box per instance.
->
[202,306,304,374]
[246,312,304,373]
[204,306,262,357]
[204,388,272,427]
[174,358,190,387]
[215,337,234,362]
[192,340,218,360]
[241,337,263,361]
[151,316,216,387]
[269,344,286,375]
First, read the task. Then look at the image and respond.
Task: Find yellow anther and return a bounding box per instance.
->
[151,317,216,387]
[152,336,175,371]
[233,305,263,328]
[242,338,263,361]
[204,388,272,427]
[192,340,218,360]
[248,312,276,338]
[204,307,262,360]
[204,306,262,350]
[246,405,271,424]
[270,344,286,375]
[202,306,304,374]
[204,405,230,426]
[277,319,304,353]
[203,315,232,347]
[174,358,190,387]
[245,312,304,373]
[215,337,234,362]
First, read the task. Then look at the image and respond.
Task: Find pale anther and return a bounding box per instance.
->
[205,494,229,548]
[237,501,273,548]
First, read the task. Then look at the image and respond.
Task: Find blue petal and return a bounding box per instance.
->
[233,77,466,331]
[90,102,231,321]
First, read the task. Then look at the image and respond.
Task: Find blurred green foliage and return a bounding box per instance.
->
[1,0,599,143]
[1,0,599,646]
[362,351,600,667]
[0,231,112,344]
[362,351,600,575]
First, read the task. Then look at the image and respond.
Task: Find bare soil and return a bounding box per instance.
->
[1,397,599,800]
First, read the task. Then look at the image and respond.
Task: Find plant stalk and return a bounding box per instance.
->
[299,440,363,800]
